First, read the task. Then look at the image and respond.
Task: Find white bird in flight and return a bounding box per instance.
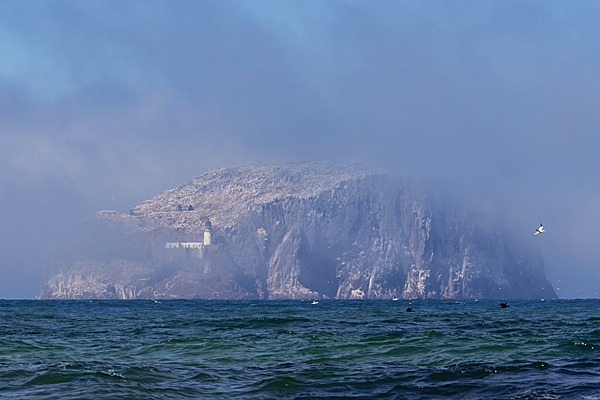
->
[535,223,545,235]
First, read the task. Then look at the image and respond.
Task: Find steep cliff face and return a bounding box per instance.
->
[40,162,556,300]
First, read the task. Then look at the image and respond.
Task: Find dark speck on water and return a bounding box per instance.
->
[0,299,598,399]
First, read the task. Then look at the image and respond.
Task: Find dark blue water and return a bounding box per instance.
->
[1,299,599,399]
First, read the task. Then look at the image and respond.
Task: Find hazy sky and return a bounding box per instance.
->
[1,0,599,298]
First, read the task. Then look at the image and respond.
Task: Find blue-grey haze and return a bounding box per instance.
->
[0,0,599,298]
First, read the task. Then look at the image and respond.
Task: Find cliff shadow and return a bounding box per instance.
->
[296,231,339,299]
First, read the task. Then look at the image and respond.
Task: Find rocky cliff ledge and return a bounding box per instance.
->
[40,162,556,300]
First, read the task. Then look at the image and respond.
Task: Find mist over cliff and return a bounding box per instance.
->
[40,162,556,300]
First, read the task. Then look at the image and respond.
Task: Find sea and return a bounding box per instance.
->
[1,299,600,399]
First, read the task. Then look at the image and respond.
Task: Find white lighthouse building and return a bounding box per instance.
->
[203,219,212,246]
[164,219,217,260]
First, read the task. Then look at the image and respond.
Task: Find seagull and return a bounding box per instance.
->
[535,223,545,235]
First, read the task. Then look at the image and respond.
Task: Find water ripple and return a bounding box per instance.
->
[1,299,600,398]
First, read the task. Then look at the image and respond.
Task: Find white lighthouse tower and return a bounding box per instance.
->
[203,220,212,246]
